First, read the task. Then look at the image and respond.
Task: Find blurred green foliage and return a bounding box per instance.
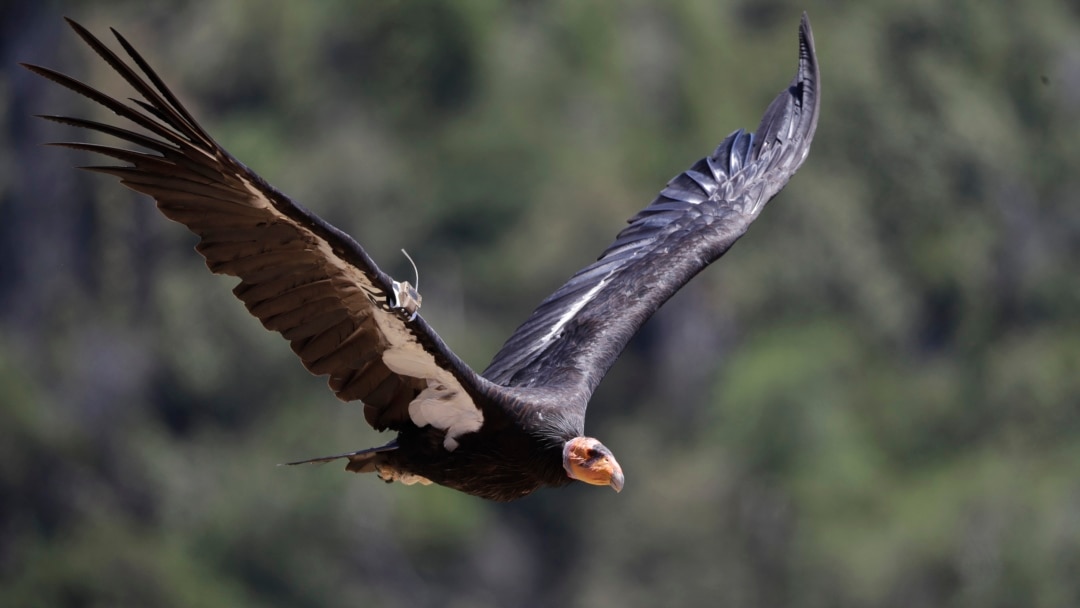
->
[3,0,1080,606]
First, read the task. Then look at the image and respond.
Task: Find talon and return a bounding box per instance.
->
[375,464,395,483]
[373,463,432,486]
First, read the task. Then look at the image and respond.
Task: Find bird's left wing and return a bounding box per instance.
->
[24,19,495,434]
[483,14,820,398]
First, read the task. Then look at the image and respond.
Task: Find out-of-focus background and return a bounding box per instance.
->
[3,0,1079,606]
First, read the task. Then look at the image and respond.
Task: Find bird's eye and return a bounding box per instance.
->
[586,448,600,459]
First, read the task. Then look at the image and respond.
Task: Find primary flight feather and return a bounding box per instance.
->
[25,13,820,501]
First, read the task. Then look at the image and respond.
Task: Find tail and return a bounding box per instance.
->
[281,439,398,474]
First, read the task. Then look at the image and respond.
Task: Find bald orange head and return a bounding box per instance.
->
[563,437,624,492]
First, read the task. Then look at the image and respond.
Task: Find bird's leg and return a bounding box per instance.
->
[374,464,433,486]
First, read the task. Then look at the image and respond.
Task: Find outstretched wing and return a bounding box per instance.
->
[483,14,820,399]
[24,19,494,434]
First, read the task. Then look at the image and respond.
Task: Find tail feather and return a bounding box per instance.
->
[282,439,398,472]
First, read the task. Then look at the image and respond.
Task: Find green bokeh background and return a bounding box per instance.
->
[3,1,1080,606]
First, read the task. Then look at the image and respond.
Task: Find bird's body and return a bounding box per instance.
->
[384,396,579,501]
[25,14,820,501]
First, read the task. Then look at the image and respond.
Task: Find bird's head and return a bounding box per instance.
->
[563,437,624,492]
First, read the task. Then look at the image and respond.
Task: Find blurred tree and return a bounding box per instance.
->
[3,0,1080,606]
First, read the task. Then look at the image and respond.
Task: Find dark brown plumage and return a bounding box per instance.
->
[24,13,820,501]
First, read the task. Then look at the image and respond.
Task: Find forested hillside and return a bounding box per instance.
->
[3,1,1079,606]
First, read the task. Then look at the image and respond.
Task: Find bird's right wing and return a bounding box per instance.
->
[483,14,820,401]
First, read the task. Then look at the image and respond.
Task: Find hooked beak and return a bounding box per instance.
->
[609,468,625,493]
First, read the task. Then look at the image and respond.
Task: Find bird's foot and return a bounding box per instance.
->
[374,464,433,486]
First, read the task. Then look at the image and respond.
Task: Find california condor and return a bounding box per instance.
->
[24,13,820,502]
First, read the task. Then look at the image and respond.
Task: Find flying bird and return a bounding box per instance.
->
[25,13,820,501]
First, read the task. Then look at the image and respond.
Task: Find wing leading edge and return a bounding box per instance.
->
[23,18,496,433]
[483,13,820,399]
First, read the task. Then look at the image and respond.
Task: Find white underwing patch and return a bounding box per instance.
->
[246,174,484,453]
[406,378,483,451]
[379,320,483,452]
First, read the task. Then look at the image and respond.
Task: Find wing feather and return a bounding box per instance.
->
[483,14,820,401]
[25,19,498,433]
